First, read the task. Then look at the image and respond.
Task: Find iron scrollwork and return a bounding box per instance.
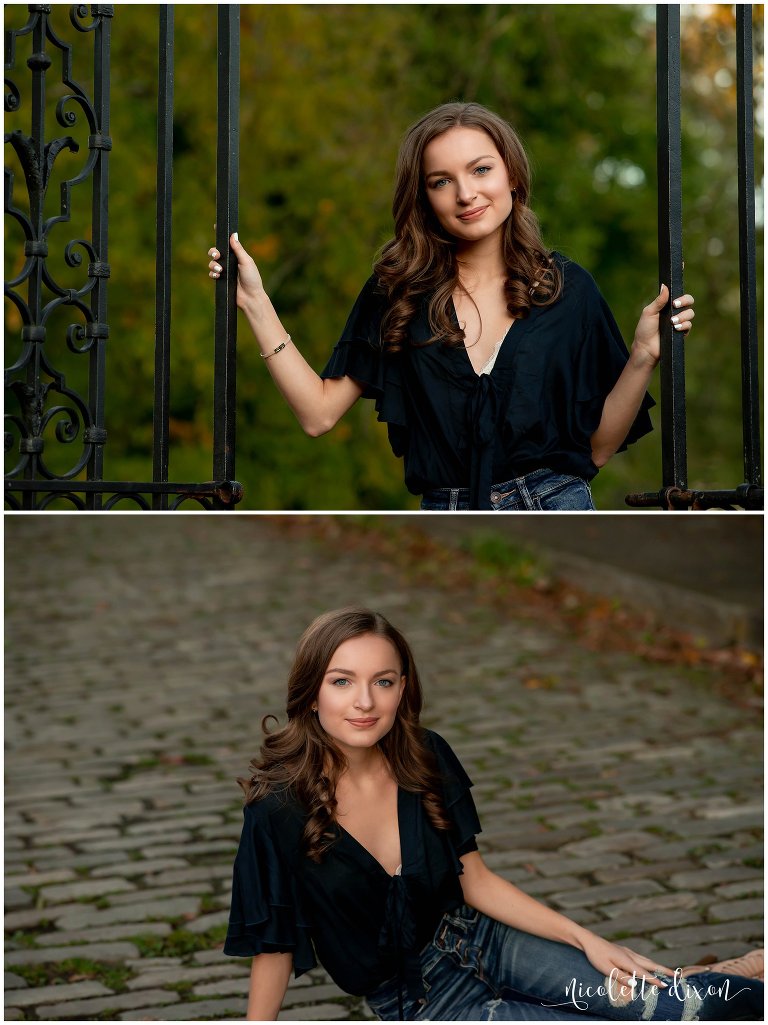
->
[5,4,113,506]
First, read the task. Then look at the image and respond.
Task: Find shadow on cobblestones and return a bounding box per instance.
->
[5,516,763,1021]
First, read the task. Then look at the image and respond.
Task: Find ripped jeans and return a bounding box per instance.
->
[366,906,762,1021]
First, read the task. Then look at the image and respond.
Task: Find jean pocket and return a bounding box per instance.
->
[533,474,594,511]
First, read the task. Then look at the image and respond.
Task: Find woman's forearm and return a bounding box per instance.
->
[590,348,657,467]
[460,853,591,951]
[240,291,363,437]
[246,952,293,1021]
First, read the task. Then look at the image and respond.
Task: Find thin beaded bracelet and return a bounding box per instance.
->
[260,335,291,359]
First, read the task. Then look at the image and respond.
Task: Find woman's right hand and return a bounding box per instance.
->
[208,233,264,311]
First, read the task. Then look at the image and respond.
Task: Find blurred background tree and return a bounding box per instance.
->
[4,4,763,508]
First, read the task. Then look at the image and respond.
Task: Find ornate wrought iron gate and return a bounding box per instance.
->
[5,4,241,509]
[5,5,763,510]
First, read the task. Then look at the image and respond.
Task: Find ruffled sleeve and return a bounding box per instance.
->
[424,730,482,857]
[224,797,316,977]
[320,276,408,448]
[574,279,656,449]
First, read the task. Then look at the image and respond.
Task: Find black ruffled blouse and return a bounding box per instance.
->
[224,730,481,1000]
[320,253,655,509]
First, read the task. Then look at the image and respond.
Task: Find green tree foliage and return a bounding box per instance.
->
[4,4,763,508]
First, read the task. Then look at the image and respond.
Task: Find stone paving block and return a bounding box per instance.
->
[55,894,201,931]
[668,866,763,891]
[534,852,631,877]
[36,988,181,1019]
[185,908,230,933]
[124,957,183,970]
[281,983,350,1008]
[5,868,77,888]
[558,831,658,857]
[107,881,213,905]
[5,941,140,966]
[4,980,112,1008]
[5,902,87,930]
[126,963,249,990]
[600,892,701,918]
[76,831,191,853]
[712,879,763,900]
[5,886,33,910]
[145,865,232,887]
[5,972,29,990]
[708,898,764,922]
[40,876,137,902]
[279,1002,360,1020]
[592,860,699,886]
[135,996,245,1020]
[35,921,171,947]
[551,880,664,910]
[653,919,765,948]
[591,908,705,940]
[192,949,251,967]
[91,856,189,878]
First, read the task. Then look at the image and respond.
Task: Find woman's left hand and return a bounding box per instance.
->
[580,932,675,998]
[631,284,695,367]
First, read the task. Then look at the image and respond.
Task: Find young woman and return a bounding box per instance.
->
[224,608,761,1021]
[208,102,695,511]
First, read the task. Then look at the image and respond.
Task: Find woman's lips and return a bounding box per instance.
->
[346,718,379,728]
[457,206,489,221]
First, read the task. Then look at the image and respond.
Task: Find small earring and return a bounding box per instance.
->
[311,707,318,714]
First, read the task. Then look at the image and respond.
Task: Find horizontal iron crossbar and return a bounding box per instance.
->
[625,486,763,511]
[6,479,243,500]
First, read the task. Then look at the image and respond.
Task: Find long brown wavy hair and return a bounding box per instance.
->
[238,608,451,862]
[374,101,563,353]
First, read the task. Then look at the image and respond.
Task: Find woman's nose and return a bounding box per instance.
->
[354,686,374,710]
[456,178,477,205]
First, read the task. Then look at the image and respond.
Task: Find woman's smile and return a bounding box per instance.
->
[457,205,489,221]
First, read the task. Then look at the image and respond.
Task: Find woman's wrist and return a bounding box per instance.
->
[240,288,273,322]
[628,341,660,372]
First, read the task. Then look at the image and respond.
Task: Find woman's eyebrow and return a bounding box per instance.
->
[425,155,497,178]
[325,667,400,676]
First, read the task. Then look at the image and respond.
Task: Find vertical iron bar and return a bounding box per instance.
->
[86,5,113,511]
[656,4,687,490]
[736,6,761,488]
[213,4,239,506]
[153,5,174,510]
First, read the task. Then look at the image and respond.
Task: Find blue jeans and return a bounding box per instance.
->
[420,470,595,511]
[366,906,763,1021]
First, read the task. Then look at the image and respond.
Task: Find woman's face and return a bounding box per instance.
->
[314,633,406,755]
[422,126,514,246]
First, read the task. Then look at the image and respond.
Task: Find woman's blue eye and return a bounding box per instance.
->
[431,178,449,189]
[331,678,351,687]
[474,165,491,175]
[375,678,394,688]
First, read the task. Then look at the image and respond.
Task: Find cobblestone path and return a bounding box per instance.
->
[5,516,763,1020]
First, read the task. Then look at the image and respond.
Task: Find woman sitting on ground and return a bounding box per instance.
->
[224,607,761,1020]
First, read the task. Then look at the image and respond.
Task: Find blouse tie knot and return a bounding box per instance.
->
[378,873,426,1018]
[466,373,498,510]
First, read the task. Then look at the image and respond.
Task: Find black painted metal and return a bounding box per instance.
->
[4,4,243,510]
[213,4,240,508]
[626,5,763,511]
[153,4,174,510]
[736,7,761,489]
[656,4,687,491]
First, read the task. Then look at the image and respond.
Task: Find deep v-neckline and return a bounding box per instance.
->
[448,296,516,378]
[336,788,403,879]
